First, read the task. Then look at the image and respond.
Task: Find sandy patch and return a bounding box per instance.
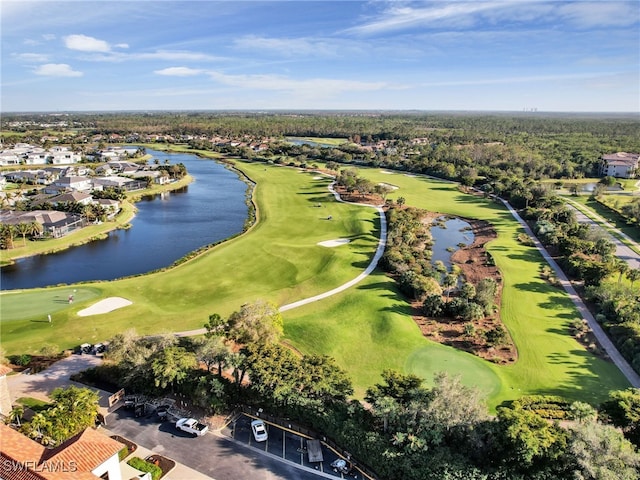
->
[378,182,399,190]
[379,170,394,174]
[313,176,323,179]
[317,238,351,248]
[78,297,132,317]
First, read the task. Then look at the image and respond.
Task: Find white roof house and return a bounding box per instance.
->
[601,152,640,179]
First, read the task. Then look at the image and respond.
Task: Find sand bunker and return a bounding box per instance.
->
[317,238,351,248]
[313,176,323,179]
[379,170,394,174]
[378,182,399,190]
[78,297,133,316]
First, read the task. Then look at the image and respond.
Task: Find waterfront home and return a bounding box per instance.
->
[0,210,86,238]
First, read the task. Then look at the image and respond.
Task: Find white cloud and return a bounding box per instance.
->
[115,43,129,49]
[64,34,111,52]
[234,35,341,57]
[84,50,221,63]
[154,66,204,76]
[207,71,389,96]
[12,53,49,63]
[42,34,56,41]
[33,63,83,77]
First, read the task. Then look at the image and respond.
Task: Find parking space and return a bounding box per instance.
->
[223,414,362,478]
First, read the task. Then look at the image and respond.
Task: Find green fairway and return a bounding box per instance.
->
[1,161,380,354]
[0,157,630,408]
[351,168,629,404]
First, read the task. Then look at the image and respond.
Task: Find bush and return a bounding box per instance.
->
[13,354,32,366]
[127,457,162,480]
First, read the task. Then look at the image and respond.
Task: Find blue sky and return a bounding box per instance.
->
[1,0,639,112]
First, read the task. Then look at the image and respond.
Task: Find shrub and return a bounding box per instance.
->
[127,457,162,480]
[13,354,32,366]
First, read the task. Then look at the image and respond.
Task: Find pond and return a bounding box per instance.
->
[430,216,474,271]
[0,149,249,290]
[285,137,341,148]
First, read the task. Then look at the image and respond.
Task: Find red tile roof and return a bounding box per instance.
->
[0,364,13,376]
[0,424,119,480]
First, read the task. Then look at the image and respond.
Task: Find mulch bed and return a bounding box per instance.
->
[145,454,176,478]
[410,217,518,364]
[110,435,137,457]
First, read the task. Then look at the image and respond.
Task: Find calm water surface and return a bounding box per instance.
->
[430,216,474,270]
[0,149,249,290]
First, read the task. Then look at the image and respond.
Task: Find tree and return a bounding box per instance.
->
[195,336,229,375]
[365,369,423,406]
[21,386,99,446]
[600,388,640,447]
[226,300,283,345]
[625,268,640,288]
[204,313,227,338]
[151,346,197,390]
[569,419,640,480]
[497,406,567,467]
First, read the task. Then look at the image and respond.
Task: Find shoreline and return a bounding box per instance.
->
[0,173,194,266]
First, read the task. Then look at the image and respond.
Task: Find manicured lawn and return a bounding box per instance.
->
[0,157,629,408]
[351,169,629,405]
[567,195,640,244]
[0,162,380,355]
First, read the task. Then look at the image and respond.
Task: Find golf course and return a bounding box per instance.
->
[0,153,630,408]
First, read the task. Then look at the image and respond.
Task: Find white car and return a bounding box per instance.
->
[251,419,268,442]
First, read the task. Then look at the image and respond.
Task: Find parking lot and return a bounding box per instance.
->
[222,414,364,478]
[106,406,361,480]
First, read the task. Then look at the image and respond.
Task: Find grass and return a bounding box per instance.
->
[16,396,51,412]
[0,155,630,409]
[0,161,379,355]
[565,195,640,246]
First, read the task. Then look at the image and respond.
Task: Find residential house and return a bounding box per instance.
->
[126,170,170,185]
[0,423,123,480]
[0,210,86,238]
[49,191,94,207]
[50,176,93,192]
[600,152,640,178]
[94,198,120,216]
[0,153,22,166]
[93,176,144,191]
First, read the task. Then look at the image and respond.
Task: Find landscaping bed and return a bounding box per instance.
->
[145,454,175,479]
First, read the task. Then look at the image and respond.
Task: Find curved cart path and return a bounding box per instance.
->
[501,199,640,387]
[176,181,387,337]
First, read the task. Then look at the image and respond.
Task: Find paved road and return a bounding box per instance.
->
[564,197,640,269]
[501,199,640,388]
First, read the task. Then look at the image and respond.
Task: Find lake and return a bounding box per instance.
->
[0,149,249,290]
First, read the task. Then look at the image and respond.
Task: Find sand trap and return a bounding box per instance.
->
[78,297,132,316]
[379,170,394,174]
[317,238,351,248]
[313,176,323,179]
[378,182,399,190]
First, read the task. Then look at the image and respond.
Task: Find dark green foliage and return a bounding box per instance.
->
[127,457,162,480]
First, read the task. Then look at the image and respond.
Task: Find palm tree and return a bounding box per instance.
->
[8,405,24,427]
[613,259,629,284]
[0,223,16,249]
[626,268,640,288]
[15,222,40,246]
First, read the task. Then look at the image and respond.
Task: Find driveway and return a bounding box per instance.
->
[6,353,113,409]
[105,408,343,480]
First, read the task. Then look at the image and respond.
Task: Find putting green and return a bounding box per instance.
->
[0,288,101,322]
[405,345,501,398]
